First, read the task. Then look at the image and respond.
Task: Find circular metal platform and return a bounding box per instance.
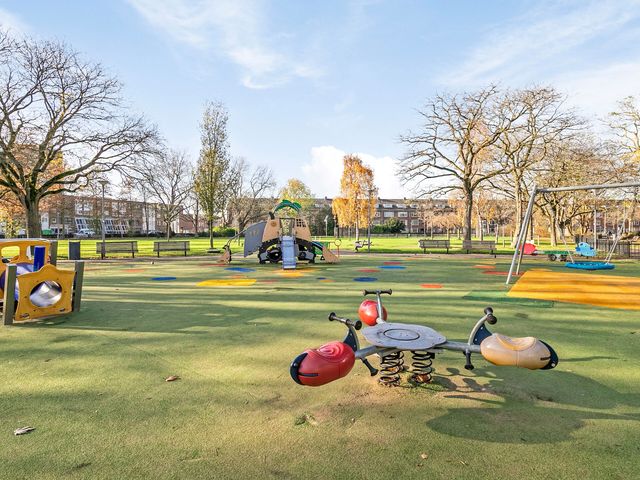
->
[362,322,446,350]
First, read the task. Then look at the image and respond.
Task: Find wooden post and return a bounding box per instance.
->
[50,240,58,266]
[2,264,17,326]
[72,261,85,312]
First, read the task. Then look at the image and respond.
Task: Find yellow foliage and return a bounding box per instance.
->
[332,155,376,229]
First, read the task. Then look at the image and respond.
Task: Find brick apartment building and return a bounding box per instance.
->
[39,194,194,236]
[309,197,453,234]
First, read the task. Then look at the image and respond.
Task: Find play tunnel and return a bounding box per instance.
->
[0,239,80,323]
[0,264,64,307]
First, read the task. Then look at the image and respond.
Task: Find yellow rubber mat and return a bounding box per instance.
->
[508,269,640,310]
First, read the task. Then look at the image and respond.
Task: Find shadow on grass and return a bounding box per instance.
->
[426,367,640,444]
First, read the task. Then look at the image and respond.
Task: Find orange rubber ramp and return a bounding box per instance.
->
[508,269,640,310]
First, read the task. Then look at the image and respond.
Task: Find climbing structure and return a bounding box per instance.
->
[0,239,84,324]
[236,200,339,269]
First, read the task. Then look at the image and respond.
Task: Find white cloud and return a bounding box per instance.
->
[127,0,320,89]
[441,0,640,87]
[300,145,410,199]
[553,61,640,118]
[0,7,28,35]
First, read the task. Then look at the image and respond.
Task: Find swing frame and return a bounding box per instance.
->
[506,181,640,284]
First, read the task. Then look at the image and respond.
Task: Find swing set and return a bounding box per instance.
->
[507,180,640,284]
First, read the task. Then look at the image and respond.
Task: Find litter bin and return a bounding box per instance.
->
[68,241,81,260]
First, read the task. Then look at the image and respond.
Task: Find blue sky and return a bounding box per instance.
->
[2,0,640,197]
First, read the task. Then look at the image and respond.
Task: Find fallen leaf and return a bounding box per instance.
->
[165,375,180,382]
[14,427,35,436]
[420,453,428,459]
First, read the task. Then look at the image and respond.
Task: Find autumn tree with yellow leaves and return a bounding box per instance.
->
[332,155,377,241]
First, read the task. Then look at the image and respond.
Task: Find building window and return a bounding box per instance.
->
[375,212,381,217]
[383,211,394,218]
[398,211,408,218]
[382,204,393,208]
[411,212,418,217]
[411,219,419,225]
[396,204,406,208]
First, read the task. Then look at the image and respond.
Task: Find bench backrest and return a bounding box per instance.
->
[154,241,190,250]
[462,240,495,249]
[96,241,138,253]
[419,239,450,247]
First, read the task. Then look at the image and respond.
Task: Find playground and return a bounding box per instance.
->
[1,253,639,479]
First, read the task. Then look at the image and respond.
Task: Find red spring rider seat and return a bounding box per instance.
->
[290,341,355,387]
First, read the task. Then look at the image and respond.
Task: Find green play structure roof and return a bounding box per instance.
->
[273,199,302,213]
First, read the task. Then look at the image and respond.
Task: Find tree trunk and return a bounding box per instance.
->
[209,220,214,248]
[194,199,200,235]
[463,191,473,241]
[354,218,360,242]
[25,198,42,238]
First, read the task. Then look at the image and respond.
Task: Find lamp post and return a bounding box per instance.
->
[367,188,374,253]
[324,215,328,237]
[99,179,108,259]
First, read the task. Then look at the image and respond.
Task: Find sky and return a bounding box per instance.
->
[2,0,640,198]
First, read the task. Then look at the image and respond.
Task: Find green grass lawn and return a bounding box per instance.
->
[15,234,576,259]
[1,255,639,479]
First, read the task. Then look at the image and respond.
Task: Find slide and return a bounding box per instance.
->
[281,236,297,270]
[312,241,339,264]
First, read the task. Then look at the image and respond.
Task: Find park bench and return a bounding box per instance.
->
[153,240,190,257]
[418,239,450,254]
[354,240,371,252]
[462,240,496,257]
[96,241,138,259]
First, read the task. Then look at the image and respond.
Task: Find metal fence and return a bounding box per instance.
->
[597,239,640,258]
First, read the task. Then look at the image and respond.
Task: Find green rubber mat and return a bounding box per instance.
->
[463,290,555,307]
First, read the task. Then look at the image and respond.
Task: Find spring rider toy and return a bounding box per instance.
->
[290,290,558,387]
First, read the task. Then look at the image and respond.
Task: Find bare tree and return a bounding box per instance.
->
[0,32,157,236]
[607,96,640,230]
[534,135,616,245]
[399,86,521,240]
[490,87,584,244]
[229,160,276,232]
[183,185,201,235]
[219,158,244,227]
[128,150,192,240]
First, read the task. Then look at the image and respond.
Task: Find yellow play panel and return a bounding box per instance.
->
[508,269,640,310]
[197,279,257,287]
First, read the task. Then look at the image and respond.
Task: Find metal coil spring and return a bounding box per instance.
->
[410,350,434,384]
[378,351,404,386]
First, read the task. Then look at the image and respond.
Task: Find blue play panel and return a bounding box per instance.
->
[225,267,255,273]
[152,276,177,281]
[354,277,378,282]
[378,265,406,270]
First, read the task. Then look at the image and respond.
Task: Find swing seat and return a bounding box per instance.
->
[566,261,614,271]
